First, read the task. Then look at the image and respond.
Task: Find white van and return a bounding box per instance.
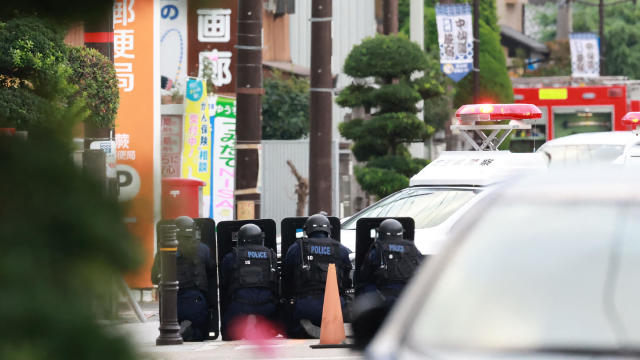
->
[537,131,636,166]
[340,150,548,259]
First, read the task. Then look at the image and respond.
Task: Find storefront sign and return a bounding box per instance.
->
[210,95,236,222]
[436,3,473,82]
[113,0,157,288]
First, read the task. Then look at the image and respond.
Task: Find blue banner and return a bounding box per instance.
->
[436,4,474,82]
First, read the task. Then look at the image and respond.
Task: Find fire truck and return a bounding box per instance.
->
[509,76,640,152]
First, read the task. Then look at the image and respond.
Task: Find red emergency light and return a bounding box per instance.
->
[621,112,640,126]
[455,103,542,121]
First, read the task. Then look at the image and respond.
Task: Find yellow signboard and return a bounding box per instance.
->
[181,77,212,216]
[539,88,568,100]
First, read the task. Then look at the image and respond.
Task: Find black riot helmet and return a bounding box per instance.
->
[377,219,403,242]
[174,216,201,245]
[304,213,332,237]
[237,223,264,246]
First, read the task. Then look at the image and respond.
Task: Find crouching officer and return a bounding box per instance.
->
[220,224,279,340]
[282,214,352,338]
[152,216,215,341]
[359,219,422,306]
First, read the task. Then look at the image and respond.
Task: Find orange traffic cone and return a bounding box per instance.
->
[318,263,346,345]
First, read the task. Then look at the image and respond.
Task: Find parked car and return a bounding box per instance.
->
[340,150,547,258]
[357,166,640,359]
[537,131,636,166]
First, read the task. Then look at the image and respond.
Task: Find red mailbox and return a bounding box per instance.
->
[161,178,206,219]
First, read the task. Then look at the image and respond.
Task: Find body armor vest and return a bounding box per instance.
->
[177,247,208,293]
[295,237,343,296]
[373,239,421,289]
[229,244,278,295]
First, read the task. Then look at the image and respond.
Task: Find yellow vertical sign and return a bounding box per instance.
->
[181,77,212,216]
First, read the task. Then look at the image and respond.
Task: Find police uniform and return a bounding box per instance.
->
[220,224,279,340]
[281,214,352,338]
[151,217,216,342]
[358,219,421,305]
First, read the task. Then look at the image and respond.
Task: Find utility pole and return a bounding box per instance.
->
[473,0,480,103]
[235,0,263,219]
[599,0,605,75]
[556,0,572,40]
[309,0,333,215]
[383,0,399,34]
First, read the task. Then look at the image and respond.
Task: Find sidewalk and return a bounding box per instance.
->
[114,301,361,360]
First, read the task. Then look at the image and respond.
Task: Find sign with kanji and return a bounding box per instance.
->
[188,0,237,94]
[181,77,213,217]
[160,0,188,90]
[113,0,157,288]
[435,4,473,82]
[570,33,600,78]
[210,95,236,222]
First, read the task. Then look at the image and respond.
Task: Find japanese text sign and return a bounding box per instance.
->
[210,95,236,222]
[570,33,600,78]
[436,3,473,82]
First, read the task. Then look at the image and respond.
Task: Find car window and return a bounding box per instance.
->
[541,144,625,165]
[342,188,476,230]
[408,202,640,351]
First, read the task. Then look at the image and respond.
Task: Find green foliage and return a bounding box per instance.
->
[336,83,376,111]
[343,35,429,81]
[67,46,119,129]
[0,136,141,360]
[523,40,571,77]
[262,71,310,139]
[573,3,640,78]
[354,166,409,199]
[340,34,439,198]
[0,15,139,360]
[531,3,558,42]
[454,2,513,107]
[371,83,422,114]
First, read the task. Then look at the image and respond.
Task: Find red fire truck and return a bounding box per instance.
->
[509,77,640,151]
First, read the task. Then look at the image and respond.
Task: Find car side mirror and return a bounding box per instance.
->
[351,292,390,350]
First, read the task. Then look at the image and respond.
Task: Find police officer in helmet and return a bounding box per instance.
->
[220,223,279,340]
[282,213,352,338]
[151,216,216,341]
[358,219,422,306]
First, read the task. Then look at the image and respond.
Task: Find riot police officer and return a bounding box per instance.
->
[220,223,280,340]
[358,219,422,306]
[151,216,216,341]
[282,214,352,338]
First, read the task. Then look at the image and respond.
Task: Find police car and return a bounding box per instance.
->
[341,104,548,259]
[615,111,640,166]
[537,130,636,166]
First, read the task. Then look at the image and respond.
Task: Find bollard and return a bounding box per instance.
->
[156,223,183,345]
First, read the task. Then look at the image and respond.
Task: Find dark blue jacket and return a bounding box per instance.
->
[220,251,278,305]
[282,233,352,299]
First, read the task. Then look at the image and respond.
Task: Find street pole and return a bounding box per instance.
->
[473,0,480,103]
[235,0,263,220]
[156,224,183,346]
[599,0,606,75]
[383,0,399,34]
[309,0,333,215]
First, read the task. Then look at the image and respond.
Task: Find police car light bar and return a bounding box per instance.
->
[622,112,640,135]
[452,104,541,151]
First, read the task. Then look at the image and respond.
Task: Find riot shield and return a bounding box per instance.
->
[154,218,219,340]
[353,217,415,294]
[279,216,341,261]
[216,219,277,340]
[194,218,219,340]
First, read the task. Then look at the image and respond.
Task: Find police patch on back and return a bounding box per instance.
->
[246,250,268,259]
[309,245,332,255]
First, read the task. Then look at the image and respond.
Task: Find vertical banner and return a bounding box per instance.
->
[160,0,188,90]
[436,3,473,82]
[188,0,237,95]
[210,95,237,222]
[570,33,600,78]
[160,115,182,177]
[113,0,157,288]
[181,77,212,217]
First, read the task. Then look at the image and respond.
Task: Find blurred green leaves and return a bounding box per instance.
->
[262,71,310,140]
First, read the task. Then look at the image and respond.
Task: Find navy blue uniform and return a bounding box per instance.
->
[152,242,216,341]
[220,247,279,340]
[281,233,352,338]
[358,239,421,306]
